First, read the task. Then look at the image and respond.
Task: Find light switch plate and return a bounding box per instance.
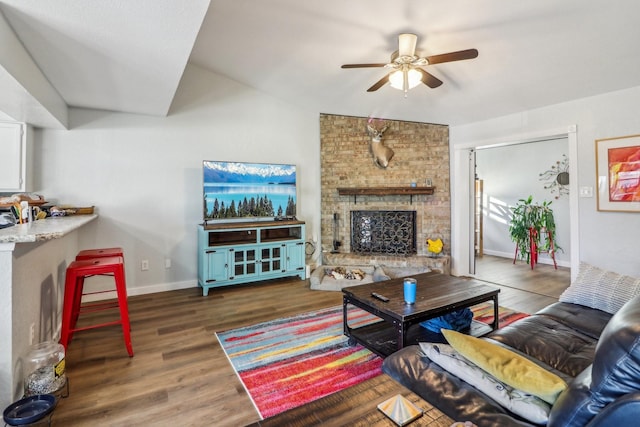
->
[579,186,593,197]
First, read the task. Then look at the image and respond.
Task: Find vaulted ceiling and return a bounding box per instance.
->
[2,0,640,129]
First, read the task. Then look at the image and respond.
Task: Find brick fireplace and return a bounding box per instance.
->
[320,114,451,274]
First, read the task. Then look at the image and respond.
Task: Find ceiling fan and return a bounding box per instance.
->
[341,33,478,95]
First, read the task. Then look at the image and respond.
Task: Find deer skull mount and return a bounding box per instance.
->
[366,118,394,168]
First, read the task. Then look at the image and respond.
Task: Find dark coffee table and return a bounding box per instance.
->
[343,271,500,357]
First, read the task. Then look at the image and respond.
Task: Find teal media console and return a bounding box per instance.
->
[197,220,306,296]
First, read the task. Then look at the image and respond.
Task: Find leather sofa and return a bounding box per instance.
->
[382,294,640,426]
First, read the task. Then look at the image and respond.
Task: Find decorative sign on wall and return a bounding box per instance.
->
[539,154,569,199]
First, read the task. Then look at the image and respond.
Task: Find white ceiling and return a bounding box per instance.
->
[2,0,640,128]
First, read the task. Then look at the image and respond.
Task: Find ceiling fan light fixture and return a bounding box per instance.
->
[389,68,422,92]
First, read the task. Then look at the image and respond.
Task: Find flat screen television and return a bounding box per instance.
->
[203,160,297,222]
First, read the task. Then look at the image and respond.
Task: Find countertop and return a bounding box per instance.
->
[0,215,98,243]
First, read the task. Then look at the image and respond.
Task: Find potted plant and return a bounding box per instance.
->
[509,196,561,264]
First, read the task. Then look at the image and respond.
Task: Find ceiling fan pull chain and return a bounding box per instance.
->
[403,66,409,96]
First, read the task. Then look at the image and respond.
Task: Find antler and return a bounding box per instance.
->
[366,117,389,141]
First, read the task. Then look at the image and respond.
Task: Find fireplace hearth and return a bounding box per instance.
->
[351,210,416,256]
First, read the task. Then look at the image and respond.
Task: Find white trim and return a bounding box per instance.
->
[454,126,571,149]
[567,127,579,281]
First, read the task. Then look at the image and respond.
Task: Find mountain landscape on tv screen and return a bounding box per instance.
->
[204,162,296,185]
[203,161,297,220]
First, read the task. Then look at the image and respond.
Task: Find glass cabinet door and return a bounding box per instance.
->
[260,246,283,273]
[233,249,256,277]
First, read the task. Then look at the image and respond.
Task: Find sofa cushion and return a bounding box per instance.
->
[559,262,640,314]
[487,314,599,378]
[442,330,567,404]
[535,302,611,340]
[420,342,551,424]
[549,293,640,426]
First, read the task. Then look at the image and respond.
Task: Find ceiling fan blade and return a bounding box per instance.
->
[417,69,443,88]
[367,74,390,92]
[426,49,478,65]
[341,63,387,69]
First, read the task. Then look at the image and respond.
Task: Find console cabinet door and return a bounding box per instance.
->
[286,241,305,273]
[259,244,285,274]
[203,249,229,283]
[230,247,258,280]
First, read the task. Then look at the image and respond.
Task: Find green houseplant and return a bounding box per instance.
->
[509,196,561,264]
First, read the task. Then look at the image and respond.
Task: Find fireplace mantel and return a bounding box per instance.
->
[337,186,435,204]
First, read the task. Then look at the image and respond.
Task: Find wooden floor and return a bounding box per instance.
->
[473,255,570,314]
[51,256,569,426]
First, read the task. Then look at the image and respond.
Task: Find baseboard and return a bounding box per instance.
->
[126,279,197,297]
[81,279,198,302]
[481,250,570,268]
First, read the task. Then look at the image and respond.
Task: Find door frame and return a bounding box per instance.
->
[450,125,579,281]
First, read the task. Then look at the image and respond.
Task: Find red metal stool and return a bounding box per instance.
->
[76,247,123,260]
[72,247,125,328]
[60,256,133,357]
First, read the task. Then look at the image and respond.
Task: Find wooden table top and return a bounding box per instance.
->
[251,373,454,427]
[342,272,500,323]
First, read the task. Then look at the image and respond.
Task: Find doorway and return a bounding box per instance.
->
[472,137,572,298]
[474,137,570,270]
[450,126,580,285]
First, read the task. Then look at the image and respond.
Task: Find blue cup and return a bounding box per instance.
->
[404,278,417,304]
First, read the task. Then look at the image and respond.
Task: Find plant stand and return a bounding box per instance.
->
[513,227,557,270]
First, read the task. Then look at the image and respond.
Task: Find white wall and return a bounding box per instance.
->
[451,86,640,278]
[33,63,321,295]
[476,138,570,266]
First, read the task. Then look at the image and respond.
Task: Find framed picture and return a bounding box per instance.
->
[595,134,640,212]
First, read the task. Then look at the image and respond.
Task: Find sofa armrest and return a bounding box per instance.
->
[585,393,640,427]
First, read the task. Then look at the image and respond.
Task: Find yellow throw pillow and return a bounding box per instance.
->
[442,329,567,404]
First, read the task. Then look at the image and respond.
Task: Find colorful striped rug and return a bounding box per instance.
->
[472,301,530,328]
[216,306,382,418]
[216,303,528,419]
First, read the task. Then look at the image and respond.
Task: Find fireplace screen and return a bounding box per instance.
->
[351,210,417,256]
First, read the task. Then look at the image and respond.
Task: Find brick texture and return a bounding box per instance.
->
[320,114,451,264]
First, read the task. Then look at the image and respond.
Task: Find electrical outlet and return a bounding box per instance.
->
[165,258,171,269]
[30,323,35,345]
[141,259,149,271]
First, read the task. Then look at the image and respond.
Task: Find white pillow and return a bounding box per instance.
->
[420,342,551,424]
[559,262,640,314]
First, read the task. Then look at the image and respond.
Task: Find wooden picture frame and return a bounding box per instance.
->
[595,134,640,212]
